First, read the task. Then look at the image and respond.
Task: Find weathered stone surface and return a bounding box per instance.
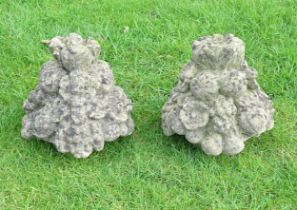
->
[162,34,274,155]
[21,33,134,158]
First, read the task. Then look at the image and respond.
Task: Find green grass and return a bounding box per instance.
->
[0,0,297,209]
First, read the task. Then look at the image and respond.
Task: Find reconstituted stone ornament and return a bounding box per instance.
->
[21,33,134,158]
[162,34,274,155]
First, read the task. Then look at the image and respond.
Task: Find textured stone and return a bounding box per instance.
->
[162,34,274,155]
[21,33,134,158]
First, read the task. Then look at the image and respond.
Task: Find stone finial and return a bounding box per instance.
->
[162,34,274,155]
[21,33,134,158]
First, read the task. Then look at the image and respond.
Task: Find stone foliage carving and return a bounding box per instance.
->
[21,33,134,158]
[162,34,274,155]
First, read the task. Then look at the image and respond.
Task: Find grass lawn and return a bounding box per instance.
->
[0,0,297,209]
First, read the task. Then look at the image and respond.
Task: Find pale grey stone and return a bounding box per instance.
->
[21,33,134,158]
[162,34,274,156]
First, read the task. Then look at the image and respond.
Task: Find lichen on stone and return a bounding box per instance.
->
[162,34,274,156]
[21,33,134,158]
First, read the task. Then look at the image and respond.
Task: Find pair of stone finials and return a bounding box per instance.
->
[21,33,274,158]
